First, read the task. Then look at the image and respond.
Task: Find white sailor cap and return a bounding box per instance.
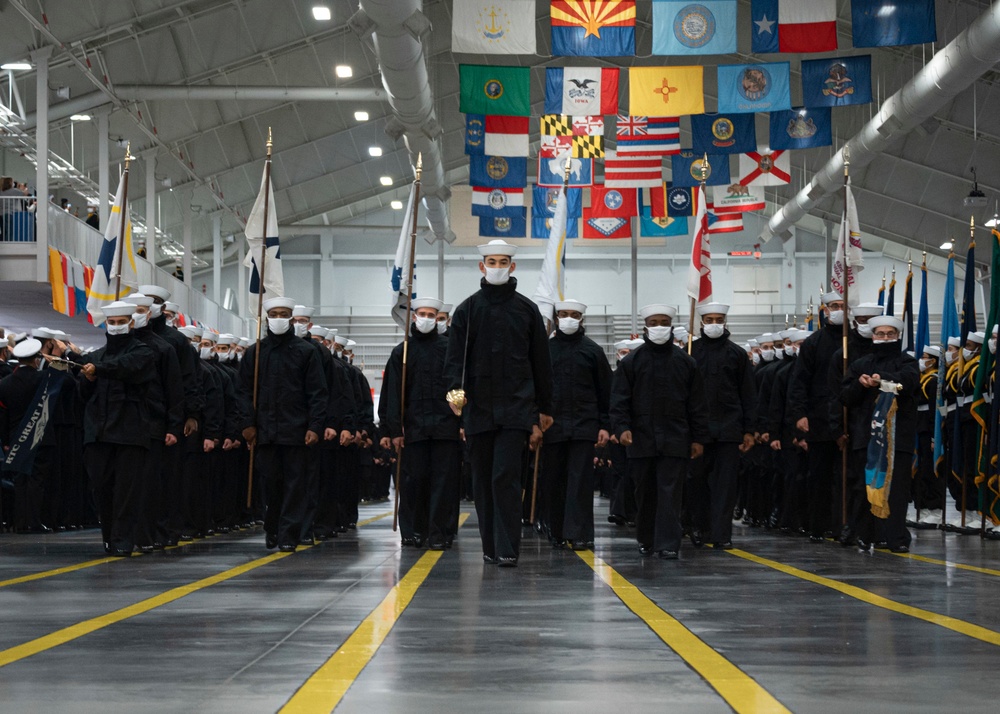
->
[292,305,315,318]
[334,334,348,347]
[439,304,454,314]
[614,339,631,351]
[948,336,961,348]
[217,333,237,346]
[13,338,42,359]
[852,302,884,318]
[163,301,179,314]
[923,345,942,358]
[868,315,903,332]
[554,299,587,314]
[324,328,338,340]
[177,326,199,340]
[411,297,444,312]
[968,331,986,345]
[756,334,776,344]
[102,300,137,318]
[122,293,155,308]
[477,239,517,257]
[778,328,798,340]
[741,343,752,352]
[626,338,645,350]
[49,329,69,341]
[791,330,811,343]
[674,327,689,340]
[201,331,218,344]
[346,339,357,349]
[748,339,759,348]
[137,284,170,302]
[821,291,843,305]
[238,337,250,348]
[638,304,677,320]
[696,302,730,317]
[262,297,296,313]
[30,327,56,340]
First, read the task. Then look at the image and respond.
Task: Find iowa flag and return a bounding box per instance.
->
[551,1,636,57]
[86,172,137,324]
[628,66,704,117]
[544,67,619,115]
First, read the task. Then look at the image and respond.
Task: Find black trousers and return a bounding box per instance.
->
[134,438,164,547]
[335,446,360,527]
[14,445,55,530]
[469,429,528,560]
[314,447,340,537]
[542,440,596,543]
[778,448,808,530]
[401,439,461,546]
[806,440,838,538]
[84,442,147,553]
[298,448,321,542]
[688,442,741,543]
[913,431,942,511]
[632,455,687,552]
[609,460,636,522]
[256,444,312,548]
[857,449,913,549]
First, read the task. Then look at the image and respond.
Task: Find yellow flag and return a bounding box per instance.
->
[628,66,704,117]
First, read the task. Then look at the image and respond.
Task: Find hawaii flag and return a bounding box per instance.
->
[86,172,138,323]
[687,185,712,303]
[615,115,681,156]
[451,0,537,54]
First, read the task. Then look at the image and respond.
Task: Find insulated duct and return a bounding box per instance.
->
[762,3,1000,243]
[354,0,454,243]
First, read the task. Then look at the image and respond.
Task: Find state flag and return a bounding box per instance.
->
[603,150,663,188]
[459,64,531,116]
[532,185,583,218]
[851,0,936,48]
[537,156,594,188]
[540,135,604,159]
[706,205,744,233]
[544,67,619,115]
[652,0,737,56]
[483,115,529,156]
[711,183,765,213]
[465,114,486,155]
[532,216,579,239]
[551,0,636,57]
[750,0,837,54]
[801,56,873,108]
[768,107,832,150]
[615,115,680,156]
[628,66,704,118]
[471,186,526,218]
[584,186,637,239]
[717,62,791,114]
[451,0,537,54]
[666,182,698,216]
[740,149,791,186]
[479,214,527,238]
[690,113,756,155]
[642,183,668,218]
[670,153,731,187]
[541,114,604,137]
[469,155,528,188]
[638,182,693,236]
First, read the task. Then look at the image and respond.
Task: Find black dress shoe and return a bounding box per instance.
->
[570,540,593,551]
[483,554,498,564]
[216,526,231,534]
[165,538,179,547]
[136,545,155,554]
[808,535,824,543]
[838,526,853,547]
[890,545,910,553]
[657,550,679,560]
[608,515,625,525]
[347,523,357,530]
[278,544,296,553]
[638,545,653,557]
[110,548,132,557]
[265,534,278,549]
[427,542,446,551]
[497,556,518,568]
[689,529,704,548]
[401,537,417,547]
[335,525,348,534]
[713,541,733,550]
[299,537,315,546]
[552,539,567,549]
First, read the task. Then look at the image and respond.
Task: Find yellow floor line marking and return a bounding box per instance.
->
[886,550,1000,578]
[280,512,469,714]
[728,549,1000,647]
[0,511,392,590]
[577,550,790,714]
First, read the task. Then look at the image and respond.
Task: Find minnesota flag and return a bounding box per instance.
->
[551,1,636,57]
[628,66,704,117]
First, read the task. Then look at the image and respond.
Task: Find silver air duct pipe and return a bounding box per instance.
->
[762,3,1000,243]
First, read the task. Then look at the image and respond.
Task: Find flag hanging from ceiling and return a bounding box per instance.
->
[459,64,531,116]
[851,0,936,48]
[584,186,637,239]
[532,185,581,239]
[469,155,528,188]
[550,0,636,57]
[479,214,527,238]
[717,62,791,114]
[690,113,756,155]
[615,115,681,156]
[801,56,873,108]
[544,67,619,115]
[639,186,689,237]
[643,182,668,218]
[465,114,485,155]
[688,185,712,302]
[540,114,604,136]
[471,187,526,218]
[87,170,138,323]
[652,0,737,56]
[750,0,837,54]
[537,156,594,187]
[603,150,663,188]
[628,66,705,117]
[390,183,417,329]
[540,135,604,159]
[451,0,538,54]
[706,205,743,233]
[711,182,765,213]
[670,152,731,187]
[465,115,530,156]
[740,149,791,186]
[768,107,832,150]
[831,178,864,307]
[666,182,698,216]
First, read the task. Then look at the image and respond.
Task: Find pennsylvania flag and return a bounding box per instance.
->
[459,64,531,116]
[690,113,756,155]
[801,56,873,108]
[852,0,937,48]
[628,66,704,117]
[551,0,636,57]
[652,0,737,56]
[769,107,832,150]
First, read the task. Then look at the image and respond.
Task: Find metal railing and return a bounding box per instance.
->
[0,194,36,242]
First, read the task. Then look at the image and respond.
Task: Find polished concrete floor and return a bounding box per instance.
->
[2,499,1000,714]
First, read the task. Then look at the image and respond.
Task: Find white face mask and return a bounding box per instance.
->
[857,323,873,339]
[484,267,510,285]
[990,339,997,355]
[436,320,448,335]
[874,338,898,345]
[918,358,931,372]
[774,347,785,360]
[199,346,214,360]
[149,303,163,318]
[702,323,725,339]
[945,350,958,365]
[267,317,291,335]
[293,322,309,338]
[646,326,673,345]
[107,323,130,336]
[414,316,437,334]
[963,347,977,360]
[752,352,761,365]
[827,310,844,326]
[218,350,232,362]
[785,345,796,357]
[760,348,775,362]
[131,312,148,329]
[558,317,581,335]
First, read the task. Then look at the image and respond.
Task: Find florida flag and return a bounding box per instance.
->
[687,185,712,303]
[751,0,837,54]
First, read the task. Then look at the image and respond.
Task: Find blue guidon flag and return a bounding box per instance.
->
[866,383,900,519]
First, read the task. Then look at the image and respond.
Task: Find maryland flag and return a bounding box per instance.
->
[539,134,604,159]
[971,228,1000,524]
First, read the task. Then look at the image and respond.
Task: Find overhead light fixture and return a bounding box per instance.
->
[312,5,331,21]
[940,241,953,250]
[335,65,353,78]
[368,146,382,157]
[70,114,91,121]
[964,166,987,208]
[985,216,999,228]
[354,110,369,122]
[391,200,403,210]
[1,62,32,71]
[379,176,393,186]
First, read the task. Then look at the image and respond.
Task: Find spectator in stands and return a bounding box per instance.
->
[85,206,99,230]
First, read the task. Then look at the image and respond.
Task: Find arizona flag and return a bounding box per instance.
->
[751,0,837,54]
[551,1,636,57]
[86,171,138,323]
[687,186,712,303]
[544,67,619,115]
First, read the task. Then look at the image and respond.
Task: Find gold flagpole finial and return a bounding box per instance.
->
[123,142,132,166]
[415,152,423,181]
[700,152,709,185]
[843,144,851,171]
[266,127,273,156]
[921,250,927,267]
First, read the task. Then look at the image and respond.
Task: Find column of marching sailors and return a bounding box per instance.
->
[2,246,999,558]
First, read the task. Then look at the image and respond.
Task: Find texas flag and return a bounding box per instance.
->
[544,67,619,116]
[751,0,837,54]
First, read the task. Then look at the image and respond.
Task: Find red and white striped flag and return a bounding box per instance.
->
[687,185,712,303]
[615,115,680,156]
[484,116,529,156]
[705,203,744,233]
[603,150,662,188]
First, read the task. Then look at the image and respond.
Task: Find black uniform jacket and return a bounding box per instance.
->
[307,334,356,434]
[788,323,843,442]
[691,329,756,443]
[545,327,611,443]
[839,343,920,453]
[610,335,710,459]
[379,324,460,442]
[444,277,553,436]
[132,326,184,439]
[150,314,203,420]
[238,328,327,445]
